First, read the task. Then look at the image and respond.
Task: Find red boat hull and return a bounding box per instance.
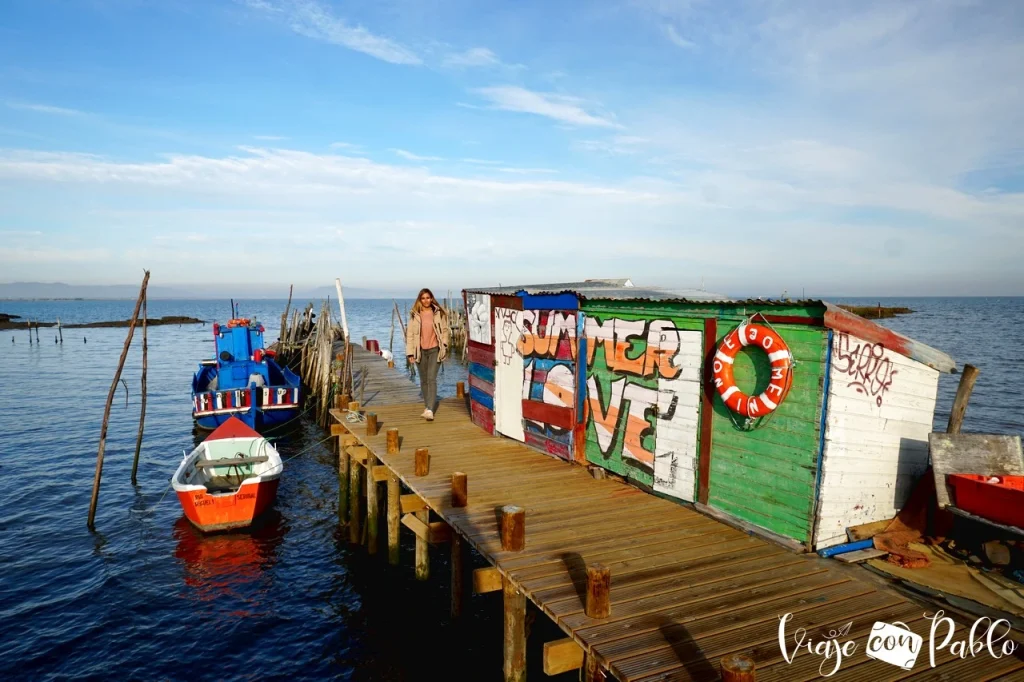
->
[176,478,280,532]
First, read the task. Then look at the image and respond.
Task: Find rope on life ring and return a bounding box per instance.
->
[712,321,794,418]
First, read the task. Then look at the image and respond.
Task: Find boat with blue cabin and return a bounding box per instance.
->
[191,317,301,432]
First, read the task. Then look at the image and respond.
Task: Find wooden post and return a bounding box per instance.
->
[503,576,527,682]
[57,317,63,344]
[348,400,361,414]
[366,454,379,554]
[348,448,361,544]
[582,653,601,682]
[339,393,351,412]
[500,505,525,551]
[334,278,349,344]
[366,412,378,436]
[451,533,465,619]
[337,435,351,524]
[585,563,611,619]
[721,653,756,682]
[456,381,465,399]
[947,363,980,434]
[415,448,430,476]
[386,428,400,454]
[387,359,394,368]
[414,508,429,580]
[451,472,468,507]
[387,475,400,565]
[130,293,148,486]
[88,270,149,530]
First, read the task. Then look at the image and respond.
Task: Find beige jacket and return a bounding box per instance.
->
[406,305,450,363]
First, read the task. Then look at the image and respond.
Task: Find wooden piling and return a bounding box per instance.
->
[415,448,430,476]
[339,393,351,412]
[366,454,379,554]
[337,435,353,524]
[721,653,756,682]
[88,270,149,530]
[500,505,525,551]
[366,412,378,436]
[503,576,527,682]
[57,317,63,344]
[585,563,611,619]
[456,381,465,399]
[947,363,979,434]
[387,475,400,565]
[451,472,468,507]
[348,400,360,414]
[348,448,361,544]
[130,293,148,486]
[451,533,466,619]
[386,428,400,454]
[414,508,429,580]
[582,653,601,682]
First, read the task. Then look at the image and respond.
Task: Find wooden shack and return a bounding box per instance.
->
[463,280,956,552]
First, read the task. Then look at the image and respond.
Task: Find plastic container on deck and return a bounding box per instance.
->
[948,474,1024,528]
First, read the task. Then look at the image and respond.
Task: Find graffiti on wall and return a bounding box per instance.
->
[519,311,576,448]
[584,315,702,502]
[467,292,491,345]
[832,332,898,407]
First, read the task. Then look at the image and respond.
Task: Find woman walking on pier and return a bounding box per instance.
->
[406,288,450,421]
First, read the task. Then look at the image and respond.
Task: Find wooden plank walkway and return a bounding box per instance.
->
[331,349,1024,681]
[343,343,424,406]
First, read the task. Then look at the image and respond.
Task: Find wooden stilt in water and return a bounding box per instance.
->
[451,472,467,507]
[366,454,379,554]
[415,448,430,476]
[414,508,429,580]
[386,428,399,454]
[130,294,148,486]
[582,653,601,682]
[721,654,756,682]
[456,381,465,399]
[57,317,63,344]
[947,363,979,434]
[387,475,400,566]
[585,563,611,619]
[503,576,527,682]
[88,270,149,530]
[451,533,465,619]
[338,435,354,524]
[501,505,525,551]
[365,412,378,436]
[348,448,361,544]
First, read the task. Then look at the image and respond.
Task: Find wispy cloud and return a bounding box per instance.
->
[473,86,623,128]
[6,101,88,117]
[664,25,697,50]
[329,141,361,150]
[442,47,501,68]
[243,0,421,65]
[391,148,445,162]
[575,136,650,155]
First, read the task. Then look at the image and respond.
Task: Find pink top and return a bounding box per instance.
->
[420,308,438,350]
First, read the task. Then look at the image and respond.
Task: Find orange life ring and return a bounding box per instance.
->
[712,322,793,418]
[226,318,251,328]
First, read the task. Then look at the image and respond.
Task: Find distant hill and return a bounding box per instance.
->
[0,282,421,300]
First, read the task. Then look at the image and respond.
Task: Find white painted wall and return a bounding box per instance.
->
[493,307,525,442]
[813,331,941,549]
[653,329,703,503]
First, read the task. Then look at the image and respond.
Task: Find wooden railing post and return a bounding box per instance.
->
[451,472,467,507]
[501,505,525,551]
[721,653,756,682]
[585,564,611,619]
[386,427,400,454]
[415,448,430,476]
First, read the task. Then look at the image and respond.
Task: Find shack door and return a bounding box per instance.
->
[493,306,525,441]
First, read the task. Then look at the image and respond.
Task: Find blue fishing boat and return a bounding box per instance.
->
[191,316,301,432]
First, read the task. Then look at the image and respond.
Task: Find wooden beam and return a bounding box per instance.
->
[846,519,891,542]
[372,465,390,482]
[501,505,525,551]
[947,363,980,434]
[347,446,368,463]
[337,433,349,525]
[341,434,358,447]
[542,639,584,676]
[387,475,400,566]
[451,534,465,619]
[473,567,502,594]
[330,423,348,436]
[400,494,427,514]
[415,447,430,476]
[823,303,956,372]
[503,576,527,682]
[366,412,378,436]
[451,471,468,507]
[402,511,429,539]
[428,521,451,544]
[698,317,716,505]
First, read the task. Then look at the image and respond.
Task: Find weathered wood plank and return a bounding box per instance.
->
[543,639,584,675]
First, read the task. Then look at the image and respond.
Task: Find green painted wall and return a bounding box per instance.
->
[582,300,828,543]
[707,321,827,543]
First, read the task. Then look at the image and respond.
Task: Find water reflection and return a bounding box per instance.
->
[172,511,285,602]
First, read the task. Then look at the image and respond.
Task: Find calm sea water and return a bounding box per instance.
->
[0,296,1020,680]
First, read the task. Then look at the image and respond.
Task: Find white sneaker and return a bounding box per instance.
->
[425,409,434,421]
[421,408,429,419]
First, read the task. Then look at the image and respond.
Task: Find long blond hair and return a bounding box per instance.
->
[411,288,442,317]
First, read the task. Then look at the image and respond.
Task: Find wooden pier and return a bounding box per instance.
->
[331,346,1023,681]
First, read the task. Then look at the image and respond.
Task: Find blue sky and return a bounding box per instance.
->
[0,0,1022,296]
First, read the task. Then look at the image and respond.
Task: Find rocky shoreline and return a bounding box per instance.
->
[0,313,204,330]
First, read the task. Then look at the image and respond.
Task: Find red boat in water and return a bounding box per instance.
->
[172,417,283,532]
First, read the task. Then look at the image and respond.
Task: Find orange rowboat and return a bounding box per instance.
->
[172,417,283,532]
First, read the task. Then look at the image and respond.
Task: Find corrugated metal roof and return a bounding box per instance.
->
[465,279,732,302]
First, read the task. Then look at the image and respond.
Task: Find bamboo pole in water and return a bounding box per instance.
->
[280,284,293,343]
[88,270,149,530]
[131,293,148,485]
